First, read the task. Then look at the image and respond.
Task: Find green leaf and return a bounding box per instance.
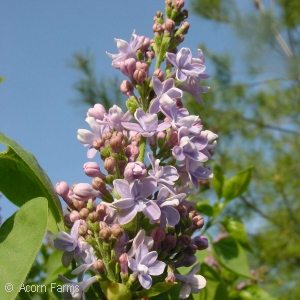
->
[100,282,132,300]
[211,164,224,199]
[208,235,253,279]
[0,132,64,233]
[239,285,277,300]
[151,284,193,300]
[43,249,69,286]
[0,197,48,300]
[126,97,139,115]
[223,167,252,202]
[195,263,229,300]
[134,282,176,298]
[15,290,32,300]
[195,201,214,217]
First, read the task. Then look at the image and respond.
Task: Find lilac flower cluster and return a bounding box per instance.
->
[53,1,217,299]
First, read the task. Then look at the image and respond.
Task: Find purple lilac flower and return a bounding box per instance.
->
[112,178,160,224]
[106,30,145,68]
[77,117,108,158]
[174,263,206,299]
[149,77,182,114]
[155,187,186,228]
[53,220,82,267]
[122,108,171,137]
[127,229,154,258]
[185,158,213,189]
[128,244,166,289]
[160,96,201,135]
[166,48,206,82]
[73,243,98,282]
[96,105,132,131]
[58,274,98,300]
[177,75,210,105]
[71,183,102,201]
[148,153,179,193]
[172,127,209,162]
[87,103,106,120]
[124,161,147,182]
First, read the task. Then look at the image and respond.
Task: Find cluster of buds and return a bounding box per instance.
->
[53,1,217,299]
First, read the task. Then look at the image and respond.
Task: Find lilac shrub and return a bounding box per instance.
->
[53,1,217,299]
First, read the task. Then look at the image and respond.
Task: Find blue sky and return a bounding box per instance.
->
[0,0,255,223]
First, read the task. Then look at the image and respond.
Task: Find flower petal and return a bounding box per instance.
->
[148,260,166,275]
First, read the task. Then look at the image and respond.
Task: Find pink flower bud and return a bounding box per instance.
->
[125,145,139,162]
[120,58,136,78]
[124,162,147,181]
[119,253,129,274]
[83,162,105,178]
[140,36,150,52]
[145,50,155,60]
[73,183,102,201]
[120,80,134,97]
[87,104,106,120]
[153,68,164,81]
[70,210,80,222]
[165,19,175,32]
[104,157,116,175]
[157,131,166,140]
[162,235,177,252]
[133,68,147,85]
[56,181,72,206]
[136,60,149,73]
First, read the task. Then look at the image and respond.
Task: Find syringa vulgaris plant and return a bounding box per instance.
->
[0,1,277,300]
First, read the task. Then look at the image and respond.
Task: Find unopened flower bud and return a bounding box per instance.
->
[133,68,147,85]
[92,138,104,150]
[175,33,185,44]
[119,253,129,274]
[124,162,147,181]
[83,162,105,178]
[157,131,166,140]
[173,255,196,268]
[87,104,106,120]
[145,50,155,60]
[79,224,88,235]
[178,234,191,246]
[152,23,163,34]
[153,68,164,81]
[110,136,123,153]
[136,60,149,73]
[169,130,178,146]
[104,157,116,175]
[165,19,175,32]
[139,36,150,52]
[151,227,166,243]
[111,224,124,238]
[184,244,197,256]
[99,221,109,230]
[174,0,185,10]
[79,208,90,219]
[72,198,86,210]
[191,236,209,250]
[102,132,112,141]
[118,160,127,176]
[181,21,190,33]
[92,178,108,195]
[99,227,111,241]
[93,259,105,273]
[162,235,177,252]
[73,183,102,201]
[70,210,80,222]
[192,215,204,229]
[64,214,73,228]
[56,182,72,206]
[96,203,109,221]
[120,58,136,78]
[125,145,139,162]
[165,271,176,283]
[120,80,134,97]
[88,211,99,222]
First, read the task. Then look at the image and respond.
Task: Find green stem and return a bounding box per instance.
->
[137,136,146,163]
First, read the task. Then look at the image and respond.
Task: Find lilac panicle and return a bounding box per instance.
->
[128,244,166,289]
[122,108,171,137]
[112,178,160,224]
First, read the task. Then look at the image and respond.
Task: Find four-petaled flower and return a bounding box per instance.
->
[175,263,206,299]
[112,178,160,224]
[128,244,166,289]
